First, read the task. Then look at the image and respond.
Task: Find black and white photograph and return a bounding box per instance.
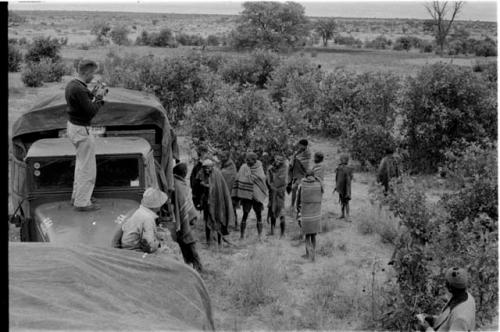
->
[7,0,497,330]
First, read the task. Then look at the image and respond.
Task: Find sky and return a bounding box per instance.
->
[8,0,498,21]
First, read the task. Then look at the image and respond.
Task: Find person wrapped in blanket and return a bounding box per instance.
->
[171,163,203,272]
[111,188,167,254]
[266,154,288,238]
[196,159,234,249]
[232,152,268,241]
[335,153,353,221]
[296,169,324,262]
[218,150,239,230]
[287,139,312,210]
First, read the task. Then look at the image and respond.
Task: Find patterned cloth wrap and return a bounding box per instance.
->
[299,176,323,234]
[172,175,198,244]
[289,148,312,188]
[267,161,288,218]
[220,159,237,193]
[206,167,235,236]
[232,160,268,205]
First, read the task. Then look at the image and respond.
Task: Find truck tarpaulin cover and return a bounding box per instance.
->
[9,243,215,331]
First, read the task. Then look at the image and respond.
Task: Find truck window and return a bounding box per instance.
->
[32,157,140,190]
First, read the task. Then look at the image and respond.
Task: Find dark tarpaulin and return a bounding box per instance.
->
[9,242,215,331]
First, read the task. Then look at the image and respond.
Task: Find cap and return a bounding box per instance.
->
[445,267,468,289]
[141,188,168,209]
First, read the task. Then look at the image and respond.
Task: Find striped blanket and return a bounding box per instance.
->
[289,148,312,183]
[298,176,323,234]
[173,175,198,244]
[312,163,324,183]
[232,160,268,204]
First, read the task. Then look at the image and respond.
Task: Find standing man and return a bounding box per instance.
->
[232,152,268,240]
[296,170,323,261]
[219,150,238,229]
[197,159,234,248]
[111,187,168,253]
[65,60,106,211]
[190,145,209,210]
[266,155,288,238]
[288,139,312,210]
[172,163,203,272]
[335,154,353,221]
[377,146,400,194]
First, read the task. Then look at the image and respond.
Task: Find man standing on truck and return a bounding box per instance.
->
[65,59,106,211]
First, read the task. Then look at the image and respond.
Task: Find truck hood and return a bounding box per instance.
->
[34,198,140,247]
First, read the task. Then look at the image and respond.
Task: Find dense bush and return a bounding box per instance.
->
[110,25,130,46]
[25,36,62,63]
[364,35,392,49]
[400,63,497,173]
[8,10,26,24]
[419,40,434,53]
[334,34,363,48]
[21,61,45,87]
[392,36,411,51]
[136,28,178,47]
[220,49,280,88]
[346,124,397,169]
[474,37,497,57]
[206,34,220,46]
[175,33,205,46]
[190,84,296,162]
[91,21,111,45]
[8,42,23,72]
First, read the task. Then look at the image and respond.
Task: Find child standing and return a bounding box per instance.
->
[335,154,353,222]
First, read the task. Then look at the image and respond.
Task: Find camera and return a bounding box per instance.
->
[92,80,109,98]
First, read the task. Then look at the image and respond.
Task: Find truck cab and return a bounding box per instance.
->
[10,88,176,246]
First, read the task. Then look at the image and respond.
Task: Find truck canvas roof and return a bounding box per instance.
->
[25,137,152,160]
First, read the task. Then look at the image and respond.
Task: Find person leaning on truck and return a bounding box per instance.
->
[112,187,168,254]
[65,59,106,212]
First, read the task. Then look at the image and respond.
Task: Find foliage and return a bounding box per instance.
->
[334,34,363,48]
[176,33,205,46]
[364,35,392,49]
[21,61,45,87]
[419,39,434,53]
[137,28,178,47]
[424,1,464,55]
[392,36,411,51]
[8,42,23,72]
[110,25,130,46]
[400,63,497,173]
[190,84,296,163]
[90,21,111,44]
[25,36,62,63]
[220,49,280,88]
[231,1,309,51]
[473,37,497,57]
[8,10,27,24]
[206,34,220,46]
[346,125,397,169]
[314,18,336,47]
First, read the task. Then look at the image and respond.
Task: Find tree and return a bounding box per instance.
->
[231,1,309,51]
[110,25,130,45]
[91,21,111,44]
[424,1,464,55]
[314,18,336,47]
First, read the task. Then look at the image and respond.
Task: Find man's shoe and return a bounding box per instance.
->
[74,203,101,212]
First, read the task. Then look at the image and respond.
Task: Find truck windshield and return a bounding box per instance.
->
[32,157,141,190]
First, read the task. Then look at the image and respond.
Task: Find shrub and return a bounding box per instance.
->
[472,61,497,86]
[357,217,376,235]
[135,30,150,46]
[400,63,497,173]
[25,36,62,63]
[21,61,44,87]
[419,40,434,53]
[334,34,363,48]
[206,34,220,46]
[176,33,205,46]
[474,37,497,57]
[392,36,411,51]
[150,28,178,47]
[8,42,23,72]
[230,247,283,309]
[346,124,396,169]
[364,35,392,49]
[40,58,66,82]
[220,49,280,88]
[110,25,130,46]
[91,21,111,44]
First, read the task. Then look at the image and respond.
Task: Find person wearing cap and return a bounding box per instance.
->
[197,159,234,248]
[266,154,288,237]
[232,152,268,240]
[417,267,476,331]
[65,59,106,212]
[335,153,353,221]
[287,139,312,210]
[296,169,323,261]
[377,146,400,195]
[171,163,203,272]
[111,188,168,253]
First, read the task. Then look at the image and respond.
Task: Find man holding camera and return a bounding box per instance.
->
[65,60,106,211]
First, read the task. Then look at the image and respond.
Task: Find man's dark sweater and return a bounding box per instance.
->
[65,79,104,126]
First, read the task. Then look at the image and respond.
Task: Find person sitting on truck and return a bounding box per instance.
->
[112,187,168,254]
[65,59,106,212]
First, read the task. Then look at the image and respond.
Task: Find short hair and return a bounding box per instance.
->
[78,60,98,75]
[246,152,257,160]
[173,162,188,178]
[314,151,324,163]
[298,139,308,146]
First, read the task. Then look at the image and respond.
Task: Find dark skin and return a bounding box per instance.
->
[246,154,257,167]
